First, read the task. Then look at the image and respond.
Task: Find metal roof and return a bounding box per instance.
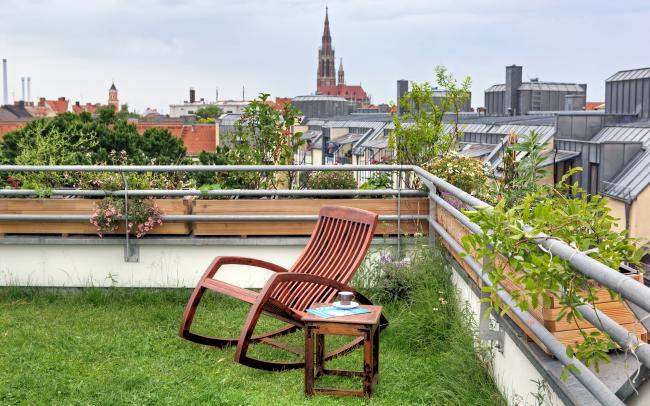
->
[518,82,585,92]
[458,143,496,158]
[485,82,585,93]
[602,149,650,202]
[606,68,650,82]
[218,113,242,126]
[591,125,650,201]
[539,150,580,168]
[332,133,363,146]
[591,126,650,146]
[485,84,506,92]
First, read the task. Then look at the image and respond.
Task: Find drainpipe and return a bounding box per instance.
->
[624,199,631,233]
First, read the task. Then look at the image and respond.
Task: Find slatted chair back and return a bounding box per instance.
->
[271,205,378,311]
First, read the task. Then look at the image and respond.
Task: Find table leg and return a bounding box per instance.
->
[373,325,379,389]
[315,333,325,377]
[363,330,373,396]
[304,327,314,396]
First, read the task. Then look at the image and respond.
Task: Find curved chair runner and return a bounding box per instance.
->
[179,205,388,371]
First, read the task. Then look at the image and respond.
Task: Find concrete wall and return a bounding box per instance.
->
[630,187,650,242]
[329,127,349,141]
[606,198,627,233]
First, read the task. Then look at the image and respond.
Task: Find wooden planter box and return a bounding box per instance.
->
[436,204,648,353]
[192,198,429,237]
[0,198,190,236]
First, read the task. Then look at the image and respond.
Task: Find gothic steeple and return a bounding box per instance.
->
[316,6,336,89]
[337,58,345,86]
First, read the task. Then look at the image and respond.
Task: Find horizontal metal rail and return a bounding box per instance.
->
[431,218,624,406]
[0,188,426,198]
[0,214,428,222]
[0,164,415,173]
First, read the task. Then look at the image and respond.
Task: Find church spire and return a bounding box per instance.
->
[316,6,336,89]
[337,58,345,86]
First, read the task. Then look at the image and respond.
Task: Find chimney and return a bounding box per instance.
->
[27,77,31,102]
[396,79,409,116]
[21,77,25,101]
[189,87,196,103]
[505,65,522,116]
[2,59,7,105]
[579,83,587,98]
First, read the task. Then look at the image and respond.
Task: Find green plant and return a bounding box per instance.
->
[389,66,471,170]
[495,130,549,207]
[423,153,490,197]
[462,170,646,377]
[305,171,356,190]
[360,172,393,190]
[196,105,224,121]
[90,197,163,238]
[227,93,304,189]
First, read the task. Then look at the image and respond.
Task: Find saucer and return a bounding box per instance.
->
[332,301,359,309]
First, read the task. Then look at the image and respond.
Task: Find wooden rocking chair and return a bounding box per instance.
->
[179,205,388,371]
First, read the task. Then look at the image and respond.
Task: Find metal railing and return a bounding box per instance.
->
[2,163,650,404]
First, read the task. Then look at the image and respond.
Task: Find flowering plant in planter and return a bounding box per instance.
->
[90,197,163,238]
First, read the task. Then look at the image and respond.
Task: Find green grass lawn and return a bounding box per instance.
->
[0,251,505,405]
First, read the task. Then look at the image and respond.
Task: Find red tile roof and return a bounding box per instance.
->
[316,85,369,103]
[585,101,605,111]
[72,103,100,114]
[136,122,217,155]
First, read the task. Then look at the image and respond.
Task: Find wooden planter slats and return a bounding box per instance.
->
[192,198,429,236]
[0,198,190,236]
[435,204,648,354]
[0,197,428,238]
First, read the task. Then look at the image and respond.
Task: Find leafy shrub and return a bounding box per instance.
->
[463,170,646,375]
[305,171,356,190]
[90,197,163,238]
[423,153,490,197]
[360,172,393,190]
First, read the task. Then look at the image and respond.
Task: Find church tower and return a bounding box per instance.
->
[316,7,336,89]
[108,82,119,111]
[337,58,345,86]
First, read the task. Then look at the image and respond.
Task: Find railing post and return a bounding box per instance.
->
[427,184,436,247]
[120,172,138,263]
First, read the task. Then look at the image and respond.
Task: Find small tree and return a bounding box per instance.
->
[389,66,471,169]
[228,93,304,189]
[435,65,472,141]
[196,105,224,121]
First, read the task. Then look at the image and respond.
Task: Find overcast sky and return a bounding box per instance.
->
[1,0,649,113]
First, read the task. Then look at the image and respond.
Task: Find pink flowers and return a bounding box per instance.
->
[89,197,163,238]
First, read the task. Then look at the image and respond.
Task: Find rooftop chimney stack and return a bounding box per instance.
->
[189,87,196,103]
[2,59,7,106]
[396,79,409,116]
[21,77,25,102]
[505,65,522,116]
[27,76,31,102]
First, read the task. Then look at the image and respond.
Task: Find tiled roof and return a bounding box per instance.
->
[317,85,369,102]
[136,122,216,155]
[585,102,605,111]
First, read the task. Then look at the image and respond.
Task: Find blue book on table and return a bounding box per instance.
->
[307,306,371,319]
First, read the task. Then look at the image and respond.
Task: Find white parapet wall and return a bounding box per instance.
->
[0,236,396,289]
[0,237,309,288]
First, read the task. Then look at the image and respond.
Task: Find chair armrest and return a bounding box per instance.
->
[201,256,290,280]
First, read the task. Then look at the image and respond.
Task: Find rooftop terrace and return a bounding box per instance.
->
[1,164,650,405]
